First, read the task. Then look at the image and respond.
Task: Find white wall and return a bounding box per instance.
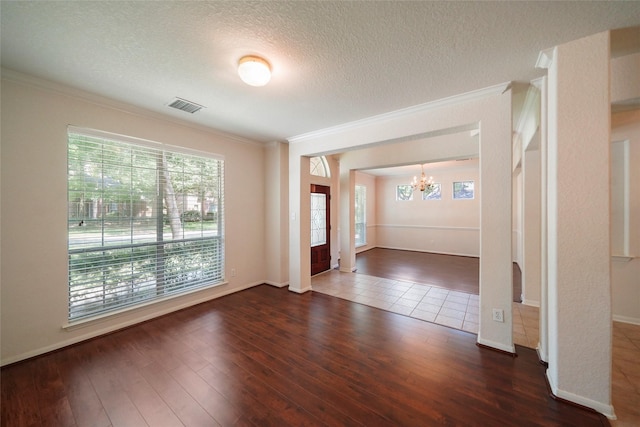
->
[611,111,640,325]
[375,164,480,257]
[0,72,266,365]
[544,31,613,417]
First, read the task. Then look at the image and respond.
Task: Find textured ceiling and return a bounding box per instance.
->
[1,1,639,143]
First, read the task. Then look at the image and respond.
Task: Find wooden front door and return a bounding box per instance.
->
[310,184,331,275]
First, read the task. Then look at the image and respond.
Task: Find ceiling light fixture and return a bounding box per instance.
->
[237,55,271,87]
[411,164,435,193]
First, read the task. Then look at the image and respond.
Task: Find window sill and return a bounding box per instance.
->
[62,281,228,332]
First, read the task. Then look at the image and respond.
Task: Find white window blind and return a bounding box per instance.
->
[67,129,224,320]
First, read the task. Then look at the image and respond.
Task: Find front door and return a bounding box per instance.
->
[310,184,331,275]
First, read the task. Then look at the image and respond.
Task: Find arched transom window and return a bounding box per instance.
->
[310,156,330,178]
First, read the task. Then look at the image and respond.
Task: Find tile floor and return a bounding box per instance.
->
[513,301,540,349]
[312,269,480,334]
[611,321,640,427]
[312,269,640,426]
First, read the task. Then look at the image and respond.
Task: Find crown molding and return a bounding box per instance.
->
[530,76,545,90]
[514,85,541,138]
[536,47,556,70]
[1,67,263,147]
[287,82,512,144]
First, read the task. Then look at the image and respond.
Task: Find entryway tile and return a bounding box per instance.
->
[435,314,464,329]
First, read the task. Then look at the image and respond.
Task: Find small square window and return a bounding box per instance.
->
[396,185,413,201]
[422,183,442,200]
[453,181,474,199]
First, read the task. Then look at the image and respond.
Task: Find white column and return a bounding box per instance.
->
[265,142,289,287]
[545,31,614,418]
[339,168,356,272]
[288,153,312,293]
[534,76,549,363]
[477,90,514,353]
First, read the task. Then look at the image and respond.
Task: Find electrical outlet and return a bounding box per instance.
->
[492,308,504,323]
[231,268,236,277]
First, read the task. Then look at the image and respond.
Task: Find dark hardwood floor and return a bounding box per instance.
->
[2,285,607,426]
[356,248,523,302]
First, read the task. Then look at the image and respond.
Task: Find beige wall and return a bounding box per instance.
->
[374,165,480,257]
[0,73,266,365]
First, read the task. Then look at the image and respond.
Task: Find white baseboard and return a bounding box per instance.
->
[613,314,640,326]
[264,280,289,288]
[288,286,312,294]
[375,245,478,258]
[476,336,516,354]
[547,373,617,420]
[536,345,548,364]
[521,299,540,308]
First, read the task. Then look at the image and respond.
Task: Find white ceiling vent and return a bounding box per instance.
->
[167,97,205,114]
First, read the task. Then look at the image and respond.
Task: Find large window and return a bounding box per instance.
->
[355,185,366,247]
[67,128,224,321]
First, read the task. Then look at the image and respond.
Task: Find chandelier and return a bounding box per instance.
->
[411,164,435,192]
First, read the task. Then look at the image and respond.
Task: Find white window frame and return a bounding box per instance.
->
[67,127,225,322]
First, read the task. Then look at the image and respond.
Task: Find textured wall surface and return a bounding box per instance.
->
[546,31,613,417]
